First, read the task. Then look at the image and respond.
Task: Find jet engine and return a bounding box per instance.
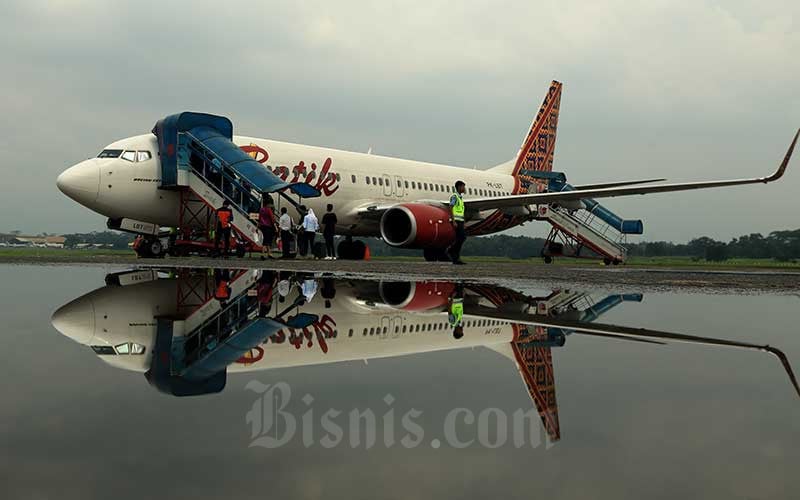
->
[380,203,455,248]
[379,281,456,311]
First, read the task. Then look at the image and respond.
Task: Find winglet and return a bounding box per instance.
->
[765,346,800,399]
[765,128,799,182]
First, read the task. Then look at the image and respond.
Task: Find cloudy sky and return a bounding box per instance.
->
[1,0,798,241]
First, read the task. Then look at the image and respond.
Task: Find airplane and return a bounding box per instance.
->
[55,81,799,263]
[51,267,800,442]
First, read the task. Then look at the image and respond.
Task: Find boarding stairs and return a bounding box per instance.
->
[536,205,630,264]
[151,112,320,256]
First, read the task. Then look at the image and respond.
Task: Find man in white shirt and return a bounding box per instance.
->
[278,207,293,259]
[301,208,320,259]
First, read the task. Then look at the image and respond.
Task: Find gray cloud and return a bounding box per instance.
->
[0,0,798,240]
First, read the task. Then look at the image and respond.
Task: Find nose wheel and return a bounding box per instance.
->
[134,236,165,258]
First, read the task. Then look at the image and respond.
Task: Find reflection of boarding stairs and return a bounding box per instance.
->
[536,205,629,264]
[148,274,283,396]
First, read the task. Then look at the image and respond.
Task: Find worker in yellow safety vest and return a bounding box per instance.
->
[448,284,465,339]
[448,180,467,265]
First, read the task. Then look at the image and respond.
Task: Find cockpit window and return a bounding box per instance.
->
[91,345,116,355]
[136,151,152,162]
[121,150,136,162]
[114,342,146,355]
[97,149,123,158]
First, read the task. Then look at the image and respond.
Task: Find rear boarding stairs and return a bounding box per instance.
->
[525,171,644,265]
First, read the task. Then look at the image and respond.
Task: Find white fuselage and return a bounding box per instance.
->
[51,273,522,374]
[57,133,525,236]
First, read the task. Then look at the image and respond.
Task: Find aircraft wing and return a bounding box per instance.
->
[467,304,800,399]
[464,129,798,213]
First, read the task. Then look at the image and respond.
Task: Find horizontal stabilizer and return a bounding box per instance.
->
[572,178,666,190]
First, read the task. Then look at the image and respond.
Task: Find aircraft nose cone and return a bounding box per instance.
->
[57,160,99,205]
[51,295,96,345]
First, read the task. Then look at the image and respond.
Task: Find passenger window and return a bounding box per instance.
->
[366,177,371,185]
[121,150,136,162]
[372,177,377,185]
[136,151,152,162]
[434,184,439,192]
[468,188,473,195]
[336,173,341,181]
[351,175,356,183]
[411,181,416,189]
[378,177,383,186]
[405,180,409,188]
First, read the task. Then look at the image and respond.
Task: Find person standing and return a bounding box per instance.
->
[448,283,465,340]
[297,205,308,257]
[279,207,293,259]
[321,204,338,260]
[448,180,467,265]
[302,208,320,259]
[215,200,234,257]
[258,197,277,260]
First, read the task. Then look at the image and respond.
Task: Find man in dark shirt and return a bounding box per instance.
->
[321,204,338,260]
[215,200,234,257]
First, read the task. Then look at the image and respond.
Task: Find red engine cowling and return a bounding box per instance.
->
[379,281,456,311]
[380,203,455,248]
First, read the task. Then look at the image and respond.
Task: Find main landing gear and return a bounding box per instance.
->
[423,247,451,262]
[337,237,367,260]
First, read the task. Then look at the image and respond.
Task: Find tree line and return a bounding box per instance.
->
[368,229,800,261]
[53,228,800,261]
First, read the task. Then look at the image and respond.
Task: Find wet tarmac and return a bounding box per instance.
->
[1,254,799,293]
[2,263,799,499]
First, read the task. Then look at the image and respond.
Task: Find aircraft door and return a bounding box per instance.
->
[394,176,406,198]
[382,174,392,197]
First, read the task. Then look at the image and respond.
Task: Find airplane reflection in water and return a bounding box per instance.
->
[51,267,800,442]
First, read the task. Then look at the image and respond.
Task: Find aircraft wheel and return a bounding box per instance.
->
[337,240,353,260]
[145,238,163,257]
[312,241,326,260]
[351,240,366,260]
[424,247,450,262]
[603,258,612,266]
[612,259,620,266]
[423,248,437,262]
[543,255,553,264]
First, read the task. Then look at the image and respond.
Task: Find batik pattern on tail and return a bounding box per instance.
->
[511,325,561,442]
[466,81,562,236]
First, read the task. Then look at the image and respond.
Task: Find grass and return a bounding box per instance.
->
[0,248,798,269]
[373,255,800,269]
[0,247,135,259]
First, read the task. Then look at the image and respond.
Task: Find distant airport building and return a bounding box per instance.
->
[0,234,66,248]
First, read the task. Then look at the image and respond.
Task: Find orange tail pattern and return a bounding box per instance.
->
[513,80,562,178]
[511,328,561,442]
